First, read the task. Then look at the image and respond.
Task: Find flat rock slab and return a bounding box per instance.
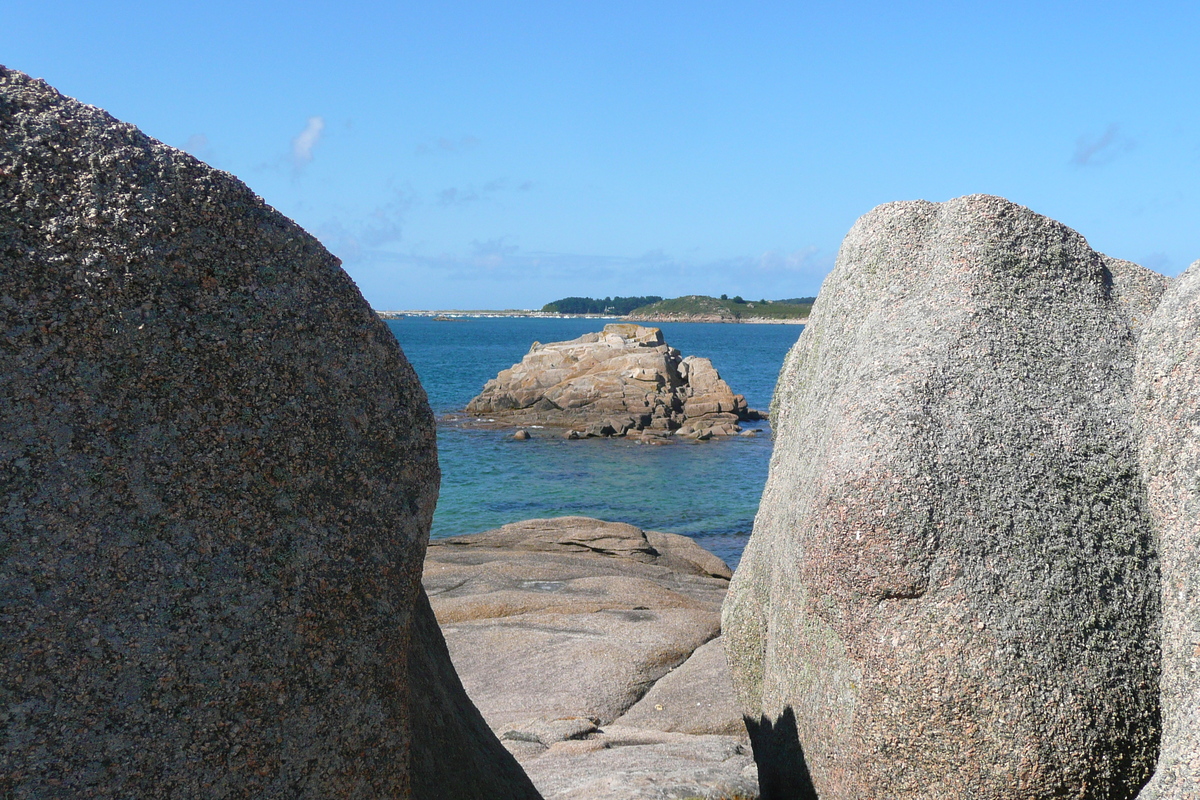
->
[613,636,746,738]
[441,604,719,726]
[519,727,758,800]
[423,517,757,799]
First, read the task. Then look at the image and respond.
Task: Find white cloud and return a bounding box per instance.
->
[291,116,326,170]
[314,188,411,258]
[347,241,829,298]
[340,239,835,310]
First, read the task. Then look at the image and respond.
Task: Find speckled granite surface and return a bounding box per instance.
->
[1134,260,1200,800]
[0,64,503,798]
[723,195,1165,799]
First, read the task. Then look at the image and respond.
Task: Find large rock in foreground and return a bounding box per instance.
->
[1134,260,1200,800]
[723,195,1165,799]
[423,517,758,799]
[464,323,761,438]
[0,66,537,799]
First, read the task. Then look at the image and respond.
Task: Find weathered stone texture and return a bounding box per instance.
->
[464,323,759,438]
[723,195,1165,799]
[612,636,746,738]
[1134,259,1200,800]
[0,66,536,799]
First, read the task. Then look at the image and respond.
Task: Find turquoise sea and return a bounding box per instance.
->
[385,317,802,568]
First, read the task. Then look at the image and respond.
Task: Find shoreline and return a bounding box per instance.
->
[377,309,807,325]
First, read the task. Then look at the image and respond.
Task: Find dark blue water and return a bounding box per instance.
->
[385,317,801,568]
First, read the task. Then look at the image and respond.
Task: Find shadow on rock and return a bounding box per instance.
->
[409,587,543,800]
[745,707,817,800]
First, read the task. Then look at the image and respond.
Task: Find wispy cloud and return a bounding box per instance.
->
[1139,252,1173,273]
[753,247,824,274]
[352,242,831,297]
[291,116,326,171]
[1072,123,1134,166]
[482,177,535,192]
[416,135,480,155]
[438,187,480,206]
[314,186,411,259]
[437,178,534,207]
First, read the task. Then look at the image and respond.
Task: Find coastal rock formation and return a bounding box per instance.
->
[0,66,537,799]
[423,517,758,799]
[1134,260,1200,800]
[424,517,730,729]
[464,323,761,438]
[723,195,1165,799]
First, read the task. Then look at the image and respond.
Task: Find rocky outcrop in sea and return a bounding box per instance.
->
[464,323,762,439]
[0,65,537,799]
[723,195,1166,799]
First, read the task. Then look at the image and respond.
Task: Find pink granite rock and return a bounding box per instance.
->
[0,65,538,800]
[724,195,1165,799]
[1134,259,1200,800]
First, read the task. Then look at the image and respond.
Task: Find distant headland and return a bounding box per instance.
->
[377,293,814,324]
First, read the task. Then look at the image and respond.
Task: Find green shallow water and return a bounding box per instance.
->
[385,317,801,568]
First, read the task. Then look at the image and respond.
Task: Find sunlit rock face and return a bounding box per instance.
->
[723,195,1165,800]
[465,323,759,439]
[0,65,538,799]
[1134,259,1200,800]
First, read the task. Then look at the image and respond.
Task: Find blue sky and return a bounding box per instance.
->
[6,1,1198,309]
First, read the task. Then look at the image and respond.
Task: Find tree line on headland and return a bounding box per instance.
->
[541,296,664,315]
[542,294,817,320]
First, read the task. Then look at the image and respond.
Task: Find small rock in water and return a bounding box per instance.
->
[513,429,531,440]
[465,323,760,438]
